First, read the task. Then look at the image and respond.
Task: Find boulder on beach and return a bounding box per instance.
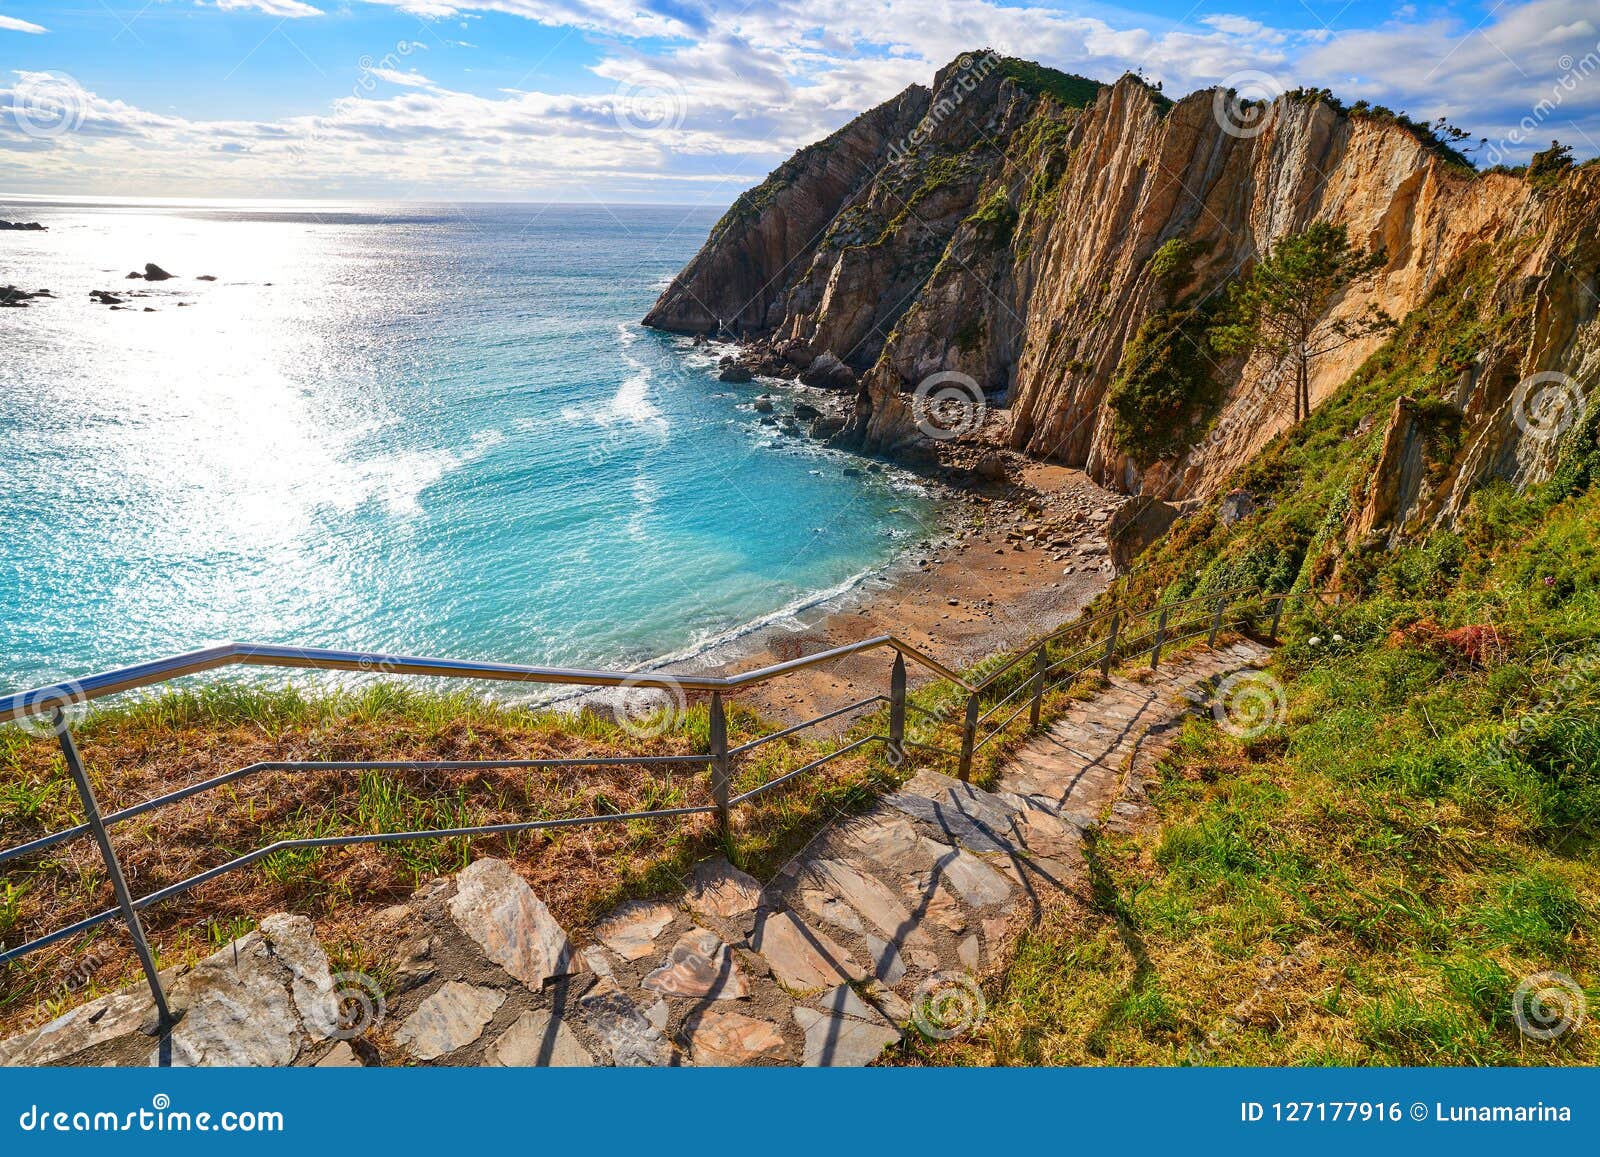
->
[972,450,1009,482]
[143,263,175,281]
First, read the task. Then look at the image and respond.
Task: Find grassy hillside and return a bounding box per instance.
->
[916,268,1600,1065]
[0,684,893,1038]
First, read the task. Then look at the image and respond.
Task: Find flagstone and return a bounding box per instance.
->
[641,929,748,1000]
[683,1010,789,1066]
[791,1007,899,1067]
[593,900,677,961]
[394,982,505,1062]
[486,1009,594,1067]
[579,978,672,1067]
[448,858,575,989]
[749,910,860,991]
[685,858,764,921]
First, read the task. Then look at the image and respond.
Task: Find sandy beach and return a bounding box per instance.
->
[685,460,1122,725]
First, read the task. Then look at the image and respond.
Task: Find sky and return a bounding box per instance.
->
[1,0,1597,203]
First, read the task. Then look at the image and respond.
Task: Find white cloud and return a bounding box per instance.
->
[1300,0,1600,161]
[0,14,47,33]
[368,68,436,86]
[206,0,324,15]
[1201,14,1286,45]
[4,0,1597,199]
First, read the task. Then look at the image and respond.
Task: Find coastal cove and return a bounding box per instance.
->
[0,199,943,694]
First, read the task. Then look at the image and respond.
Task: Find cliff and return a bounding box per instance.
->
[646,51,1600,543]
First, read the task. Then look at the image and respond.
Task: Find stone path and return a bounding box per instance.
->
[0,641,1268,1068]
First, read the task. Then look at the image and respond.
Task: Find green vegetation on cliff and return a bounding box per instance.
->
[919,245,1600,1067]
[997,58,1102,109]
[1107,239,1223,463]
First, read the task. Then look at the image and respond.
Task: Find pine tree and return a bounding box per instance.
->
[1210,222,1395,424]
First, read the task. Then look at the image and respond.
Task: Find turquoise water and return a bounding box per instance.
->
[0,200,938,692]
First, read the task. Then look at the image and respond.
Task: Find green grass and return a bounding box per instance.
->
[0,679,907,1038]
[997,58,1102,109]
[913,263,1600,1065]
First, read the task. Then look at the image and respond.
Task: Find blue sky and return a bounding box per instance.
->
[2,1,1597,201]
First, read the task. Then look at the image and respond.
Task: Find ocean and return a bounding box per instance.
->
[0,199,938,694]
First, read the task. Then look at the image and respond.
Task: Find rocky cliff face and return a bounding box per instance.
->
[646,52,1600,539]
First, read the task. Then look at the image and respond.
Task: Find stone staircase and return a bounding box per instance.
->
[0,641,1268,1067]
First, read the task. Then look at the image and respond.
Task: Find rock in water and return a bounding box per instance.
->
[809,414,846,440]
[1,285,50,307]
[143,263,175,281]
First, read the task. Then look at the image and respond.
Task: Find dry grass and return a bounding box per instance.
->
[0,682,894,1039]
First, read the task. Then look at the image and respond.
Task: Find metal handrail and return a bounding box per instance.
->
[0,583,1316,1030]
[0,636,975,722]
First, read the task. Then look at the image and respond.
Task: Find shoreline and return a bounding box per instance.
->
[670,459,1122,725]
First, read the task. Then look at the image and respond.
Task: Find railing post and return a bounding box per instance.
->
[888,653,906,765]
[1100,612,1120,679]
[1268,595,1286,643]
[1149,608,1169,669]
[1028,643,1047,728]
[957,693,978,782]
[1207,595,1227,648]
[53,710,177,1031]
[708,691,731,835]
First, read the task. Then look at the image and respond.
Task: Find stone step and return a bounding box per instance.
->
[4,641,1273,1070]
